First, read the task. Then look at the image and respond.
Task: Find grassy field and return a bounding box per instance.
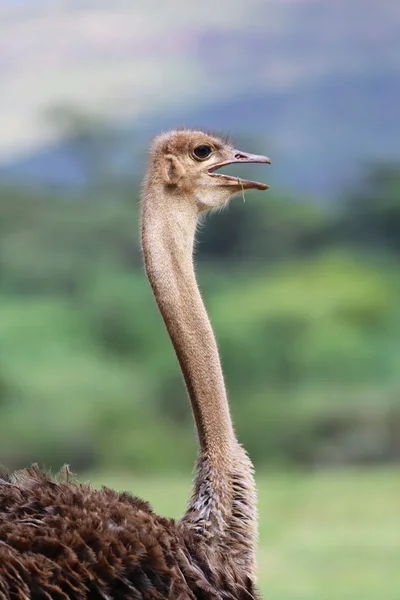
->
[86,468,400,600]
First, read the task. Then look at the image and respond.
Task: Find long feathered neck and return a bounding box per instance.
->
[140,178,257,580]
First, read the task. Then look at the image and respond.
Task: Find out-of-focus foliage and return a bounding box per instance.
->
[0,156,399,473]
[342,163,400,254]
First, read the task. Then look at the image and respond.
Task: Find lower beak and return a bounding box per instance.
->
[207,150,271,190]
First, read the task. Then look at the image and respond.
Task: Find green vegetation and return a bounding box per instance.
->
[86,470,400,600]
[1,159,400,472]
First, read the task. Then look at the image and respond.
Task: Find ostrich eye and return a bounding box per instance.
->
[192,145,212,160]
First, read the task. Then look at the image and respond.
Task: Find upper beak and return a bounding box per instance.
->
[207,149,271,190]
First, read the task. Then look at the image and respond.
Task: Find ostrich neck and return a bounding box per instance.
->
[141,197,235,458]
[141,186,257,579]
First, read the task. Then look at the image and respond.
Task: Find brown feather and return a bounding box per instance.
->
[0,467,259,599]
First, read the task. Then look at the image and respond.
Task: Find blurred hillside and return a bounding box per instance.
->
[0,0,399,474]
[0,0,399,194]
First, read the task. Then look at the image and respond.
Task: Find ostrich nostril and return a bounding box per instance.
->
[234,153,247,160]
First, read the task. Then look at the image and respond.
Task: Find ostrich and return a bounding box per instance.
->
[0,129,270,600]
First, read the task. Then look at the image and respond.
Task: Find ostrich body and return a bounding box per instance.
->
[0,129,270,600]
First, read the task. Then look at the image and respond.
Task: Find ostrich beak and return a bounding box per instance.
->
[207,150,271,190]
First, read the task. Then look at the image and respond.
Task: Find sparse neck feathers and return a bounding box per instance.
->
[141,182,235,459]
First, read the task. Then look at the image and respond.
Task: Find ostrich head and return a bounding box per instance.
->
[146,129,271,212]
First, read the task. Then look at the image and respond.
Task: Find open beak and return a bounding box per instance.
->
[207,149,271,190]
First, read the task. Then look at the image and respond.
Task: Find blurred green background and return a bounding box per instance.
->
[0,1,399,598]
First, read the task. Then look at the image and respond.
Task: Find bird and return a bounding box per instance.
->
[0,129,270,600]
